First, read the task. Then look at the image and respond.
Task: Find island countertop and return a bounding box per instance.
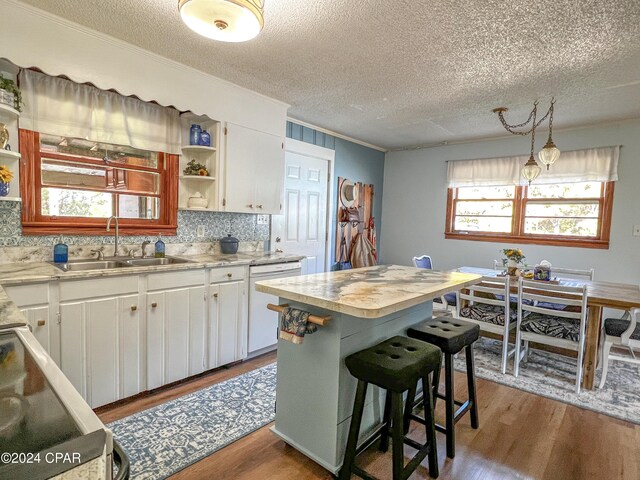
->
[255,264,481,318]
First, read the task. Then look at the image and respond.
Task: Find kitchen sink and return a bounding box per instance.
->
[52,260,123,272]
[50,256,192,272]
[118,257,192,267]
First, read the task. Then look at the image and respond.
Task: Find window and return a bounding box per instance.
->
[445,181,614,248]
[20,130,179,235]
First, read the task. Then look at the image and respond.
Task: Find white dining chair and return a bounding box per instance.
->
[599,308,640,388]
[514,278,588,393]
[456,276,515,374]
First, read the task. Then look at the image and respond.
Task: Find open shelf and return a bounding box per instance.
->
[179,175,216,181]
[0,196,21,202]
[0,103,20,119]
[0,150,20,161]
[181,145,216,154]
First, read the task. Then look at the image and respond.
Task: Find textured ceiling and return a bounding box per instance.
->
[18,0,640,150]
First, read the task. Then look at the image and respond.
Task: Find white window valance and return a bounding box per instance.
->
[447,146,620,187]
[19,69,182,155]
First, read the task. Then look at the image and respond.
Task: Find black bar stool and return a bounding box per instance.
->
[406,317,480,459]
[339,336,441,480]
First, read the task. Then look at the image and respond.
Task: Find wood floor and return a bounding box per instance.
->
[97,352,640,480]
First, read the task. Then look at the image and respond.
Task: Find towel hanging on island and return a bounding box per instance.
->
[279,307,318,344]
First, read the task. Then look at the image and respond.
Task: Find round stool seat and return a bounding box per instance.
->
[345,335,442,392]
[408,317,479,354]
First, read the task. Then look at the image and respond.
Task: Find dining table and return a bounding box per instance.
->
[456,266,640,390]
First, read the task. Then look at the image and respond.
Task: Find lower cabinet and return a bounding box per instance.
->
[58,276,141,408]
[208,279,248,369]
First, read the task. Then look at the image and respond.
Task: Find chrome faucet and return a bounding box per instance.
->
[141,239,151,258]
[106,216,119,257]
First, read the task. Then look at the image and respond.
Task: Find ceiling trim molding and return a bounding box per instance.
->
[287,116,387,153]
[389,116,640,153]
[3,0,290,110]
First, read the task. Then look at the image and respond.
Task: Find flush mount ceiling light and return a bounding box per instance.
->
[493,99,560,184]
[178,0,264,43]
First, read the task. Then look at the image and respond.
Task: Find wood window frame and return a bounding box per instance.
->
[445,182,614,249]
[19,129,178,236]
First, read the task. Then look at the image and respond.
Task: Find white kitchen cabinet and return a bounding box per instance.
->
[146,270,207,389]
[208,277,248,369]
[58,276,140,408]
[223,122,284,214]
[4,283,54,359]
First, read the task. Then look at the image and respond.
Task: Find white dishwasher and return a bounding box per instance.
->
[248,261,302,356]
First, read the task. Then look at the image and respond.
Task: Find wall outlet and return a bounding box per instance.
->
[633,225,640,237]
[257,215,269,225]
[196,225,205,238]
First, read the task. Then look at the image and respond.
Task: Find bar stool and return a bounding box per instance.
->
[339,336,442,480]
[407,317,480,459]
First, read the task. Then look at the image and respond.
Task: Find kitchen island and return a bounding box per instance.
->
[255,264,481,474]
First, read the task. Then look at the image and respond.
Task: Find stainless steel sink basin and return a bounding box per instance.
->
[50,256,192,272]
[118,257,191,267]
[52,260,123,272]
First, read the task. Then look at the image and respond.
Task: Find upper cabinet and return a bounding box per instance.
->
[222,123,284,214]
[178,113,221,212]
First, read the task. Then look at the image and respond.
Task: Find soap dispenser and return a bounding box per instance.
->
[53,237,69,263]
[154,234,165,258]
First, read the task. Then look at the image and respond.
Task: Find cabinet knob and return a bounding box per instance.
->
[257,204,263,209]
[247,204,254,208]
[213,293,218,298]
[227,272,233,278]
[130,305,137,312]
[37,319,46,327]
[151,302,158,308]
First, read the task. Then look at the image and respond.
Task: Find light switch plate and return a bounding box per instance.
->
[257,215,269,225]
[633,225,640,237]
[196,225,205,238]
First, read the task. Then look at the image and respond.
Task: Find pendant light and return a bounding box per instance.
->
[537,100,560,170]
[178,0,264,43]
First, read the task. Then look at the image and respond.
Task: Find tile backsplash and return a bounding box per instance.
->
[0,200,269,247]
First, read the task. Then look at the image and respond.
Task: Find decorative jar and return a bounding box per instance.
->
[0,182,9,197]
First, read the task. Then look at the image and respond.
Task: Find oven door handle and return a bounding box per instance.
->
[113,440,130,480]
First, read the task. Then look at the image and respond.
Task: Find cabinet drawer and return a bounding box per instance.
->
[60,276,139,301]
[147,269,205,291]
[209,266,246,284]
[4,283,49,307]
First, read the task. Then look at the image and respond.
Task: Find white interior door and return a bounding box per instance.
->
[271,140,333,275]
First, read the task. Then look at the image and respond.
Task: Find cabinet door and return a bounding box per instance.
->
[60,301,86,398]
[21,307,51,355]
[147,291,165,390]
[85,297,120,408]
[216,280,248,366]
[119,294,142,399]
[224,123,285,214]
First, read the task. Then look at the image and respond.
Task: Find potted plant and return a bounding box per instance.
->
[0,74,23,112]
[183,159,209,176]
[502,248,525,276]
[0,165,14,196]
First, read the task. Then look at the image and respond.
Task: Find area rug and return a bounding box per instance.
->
[108,363,277,480]
[456,338,640,424]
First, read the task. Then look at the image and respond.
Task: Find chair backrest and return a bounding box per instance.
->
[550,266,595,281]
[518,279,588,326]
[457,275,510,314]
[492,259,503,271]
[622,307,640,345]
[413,255,433,269]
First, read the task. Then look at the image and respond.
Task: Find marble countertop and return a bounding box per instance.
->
[255,264,482,318]
[0,252,303,329]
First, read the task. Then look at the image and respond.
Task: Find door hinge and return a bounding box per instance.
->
[224,127,228,135]
[56,312,61,325]
[222,198,226,207]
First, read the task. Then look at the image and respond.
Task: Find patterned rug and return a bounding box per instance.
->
[457,337,640,424]
[108,363,277,480]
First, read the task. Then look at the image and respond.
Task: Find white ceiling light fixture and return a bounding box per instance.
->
[178,0,264,43]
[493,99,560,184]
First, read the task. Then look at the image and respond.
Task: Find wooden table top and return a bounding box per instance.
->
[457,266,640,310]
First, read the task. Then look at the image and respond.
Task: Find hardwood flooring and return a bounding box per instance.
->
[97,352,640,480]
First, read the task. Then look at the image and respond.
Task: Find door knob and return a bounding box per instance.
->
[275,236,281,243]
[130,305,137,312]
[37,319,46,327]
[213,293,218,298]
[151,302,158,308]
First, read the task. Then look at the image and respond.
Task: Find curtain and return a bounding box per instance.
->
[19,69,182,155]
[447,146,620,187]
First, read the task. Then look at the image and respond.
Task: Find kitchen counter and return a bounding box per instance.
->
[259,265,481,474]
[255,264,481,318]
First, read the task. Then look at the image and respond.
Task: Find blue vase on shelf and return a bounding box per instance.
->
[199,130,211,147]
[189,124,202,145]
[0,182,9,197]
